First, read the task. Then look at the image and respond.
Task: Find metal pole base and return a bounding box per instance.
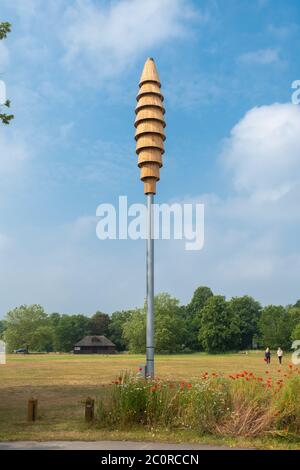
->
[146,193,154,379]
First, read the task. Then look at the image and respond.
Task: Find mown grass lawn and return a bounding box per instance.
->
[0,351,299,449]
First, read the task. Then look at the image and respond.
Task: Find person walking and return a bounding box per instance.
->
[265,347,271,365]
[277,347,283,365]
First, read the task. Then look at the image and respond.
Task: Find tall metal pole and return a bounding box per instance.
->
[146,193,154,378]
[135,58,165,380]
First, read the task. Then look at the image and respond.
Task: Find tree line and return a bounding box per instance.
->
[1,286,300,354]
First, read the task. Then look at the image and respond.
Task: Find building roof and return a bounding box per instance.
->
[74,336,116,347]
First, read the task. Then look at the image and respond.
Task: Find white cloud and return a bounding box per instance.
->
[267,23,298,39]
[59,121,74,140]
[77,139,134,185]
[0,218,145,315]
[68,215,98,241]
[157,102,300,306]
[1,1,300,316]
[166,73,222,109]
[200,103,300,301]
[61,0,196,82]
[239,48,280,65]
[221,103,300,199]
[0,42,10,69]
[0,233,12,252]
[257,0,270,8]
[1,0,43,24]
[0,129,29,176]
[1,102,300,313]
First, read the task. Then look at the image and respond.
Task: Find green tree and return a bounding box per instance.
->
[288,307,300,331]
[0,320,6,339]
[199,296,241,353]
[49,312,61,328]
[32,325,54,352]
[259,305,292,350]
[0,100,13,125]
[89,311,110,336]
[0,22,11,39]
[4,304,49,352]
[122,309,145,353]
[154,293,186,353]
[187,286,214,317]
[228,296,261,349]
[53,314,90,352]
[108,310,132,351]
[0,22,13,125]
[293,299,300,309]
[123,294,187,354]
[185,286,213,350]
[291,323,300,342]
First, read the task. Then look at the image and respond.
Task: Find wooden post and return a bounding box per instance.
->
[85,397,95,422]
[27,398,38,422]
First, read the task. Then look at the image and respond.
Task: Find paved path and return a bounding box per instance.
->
[0,440,244,450]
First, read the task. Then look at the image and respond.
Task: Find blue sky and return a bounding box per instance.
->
[0,0,300,317]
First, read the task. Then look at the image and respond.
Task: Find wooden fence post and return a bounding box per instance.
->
[85,397,95,422]
[28,398,38,422]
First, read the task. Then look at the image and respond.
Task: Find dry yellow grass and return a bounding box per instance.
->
[0,352,296,446]
[1,350,290,386]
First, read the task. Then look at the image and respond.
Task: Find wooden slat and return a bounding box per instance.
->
[137,83,164,101]
[135,107,166,126]
[138,149,163,167]
[135,121,165,140]
[135,94,164,112]
[140,162,160,180]
[136,134,164,153]
[143,179,157,194]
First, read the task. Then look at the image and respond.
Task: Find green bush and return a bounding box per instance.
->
[98,373,232,433]
[97,372,179,427]
[274,374,300,433]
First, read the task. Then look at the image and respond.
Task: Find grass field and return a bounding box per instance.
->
[0,351,299,449]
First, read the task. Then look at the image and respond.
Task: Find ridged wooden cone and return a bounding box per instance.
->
[135,58,166,194]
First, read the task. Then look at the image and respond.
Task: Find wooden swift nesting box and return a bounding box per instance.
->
[135,58,166,194]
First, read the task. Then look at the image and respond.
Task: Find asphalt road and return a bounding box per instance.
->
[0,440,244,450]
